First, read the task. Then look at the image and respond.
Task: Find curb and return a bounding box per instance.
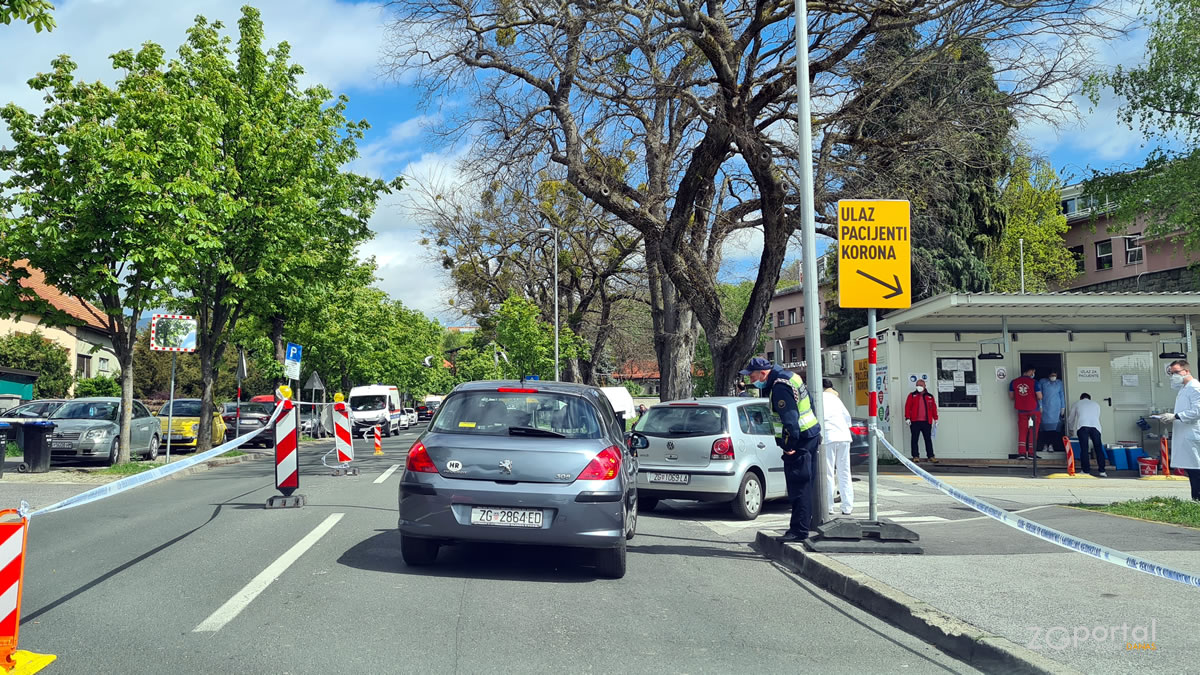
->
[752,531,1082,675]
[157,450,271,480]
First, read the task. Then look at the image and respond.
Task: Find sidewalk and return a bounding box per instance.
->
[757,478,1199,674]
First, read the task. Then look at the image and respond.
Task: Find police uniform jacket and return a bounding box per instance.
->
[765,365,822,457]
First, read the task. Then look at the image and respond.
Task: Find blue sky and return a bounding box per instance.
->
[0,0,1161,323]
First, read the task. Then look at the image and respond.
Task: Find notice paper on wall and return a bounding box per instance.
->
[1122,374,1139,387]
[959,359,974,372]
[965,383,981,396]
[953,371,966,386]
[938,380,955,392]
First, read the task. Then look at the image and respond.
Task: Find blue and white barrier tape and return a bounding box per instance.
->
[878,435,1200,589]
[18,402,285,520]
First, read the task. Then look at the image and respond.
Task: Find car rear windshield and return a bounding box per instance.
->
[52,401,119,421]
[634,405,727,437]
[351,395,387,411]
[430,391,603,439]
[234,403,271,416]
[161,400,203,416]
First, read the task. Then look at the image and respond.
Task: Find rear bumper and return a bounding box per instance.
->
[635,466,740,501]
[397,476,626,549]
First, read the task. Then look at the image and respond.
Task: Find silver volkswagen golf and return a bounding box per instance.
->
[397,381,638,578]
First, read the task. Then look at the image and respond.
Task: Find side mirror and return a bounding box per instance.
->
[625,432,649,451]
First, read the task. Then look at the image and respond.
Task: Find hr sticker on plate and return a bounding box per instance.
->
[446,460,463,472]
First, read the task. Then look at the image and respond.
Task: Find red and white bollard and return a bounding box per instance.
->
[330,394,359,476]
[0,509,54,671]
[373,424,384,456]
[267,386,304,508]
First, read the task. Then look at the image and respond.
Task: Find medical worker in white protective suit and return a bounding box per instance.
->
[1157,360,1200,501]
[821,378,854,516]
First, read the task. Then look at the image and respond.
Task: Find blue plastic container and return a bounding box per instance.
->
[1106,445,1130,471]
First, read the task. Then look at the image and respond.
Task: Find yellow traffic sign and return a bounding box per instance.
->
[837,200,911,309]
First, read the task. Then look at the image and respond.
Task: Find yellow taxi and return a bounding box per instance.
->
[157,398,226,449]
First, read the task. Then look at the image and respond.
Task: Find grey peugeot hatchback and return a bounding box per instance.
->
[398,381,638,578]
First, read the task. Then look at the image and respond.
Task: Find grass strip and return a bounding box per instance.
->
[1077,496,1200,528]
[97,461,157,476]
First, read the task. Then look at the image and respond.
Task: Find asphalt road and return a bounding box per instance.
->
[14,427,979,674]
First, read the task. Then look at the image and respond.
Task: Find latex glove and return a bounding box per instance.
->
[905,419,911,426]
[1158,412,1176,422]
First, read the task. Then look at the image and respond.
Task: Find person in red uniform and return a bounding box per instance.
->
[1009,367,1042,459]
[904,379,938,463]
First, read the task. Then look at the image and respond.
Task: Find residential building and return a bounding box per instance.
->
[0,262,118,394]
[761,253,836,369]
[1060,183,1198,292]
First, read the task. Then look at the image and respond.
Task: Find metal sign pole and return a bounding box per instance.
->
[165,352,177,464]
[867,309,878,522]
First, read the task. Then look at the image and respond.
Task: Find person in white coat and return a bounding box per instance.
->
[1158,360,1200,501]
[821,379,854,516]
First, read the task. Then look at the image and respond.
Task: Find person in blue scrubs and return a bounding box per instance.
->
[1037,371,1067,453]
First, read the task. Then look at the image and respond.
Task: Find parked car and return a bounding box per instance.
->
[630,397,802,520]
[0,399,66,424]
[398,381,638,578]
[415,405,433,422]
[221,401,276,447]
[47,397,160,464]
[403,407,418,427]
[849,418,870,466]
[157,399,226,451]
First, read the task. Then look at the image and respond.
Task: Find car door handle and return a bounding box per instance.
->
[757,442,766,448]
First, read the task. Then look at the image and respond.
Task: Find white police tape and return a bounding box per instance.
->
[18,402,286,519]
[878,435,1200,589]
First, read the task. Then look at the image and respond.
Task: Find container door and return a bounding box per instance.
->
[1064,353,1115,441]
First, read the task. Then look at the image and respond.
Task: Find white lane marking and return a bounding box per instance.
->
[890,515,948,523]
[374,464,402,484]
[193,513,344,633]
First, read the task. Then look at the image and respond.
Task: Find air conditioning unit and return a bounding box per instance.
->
[822,350,845,376]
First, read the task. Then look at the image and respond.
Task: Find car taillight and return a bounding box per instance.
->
[405,441,439,473]
[577,446,621,481]
[850,425,868,435]
[710,436,734,460]
[498,387,538,393]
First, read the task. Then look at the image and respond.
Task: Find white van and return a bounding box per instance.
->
[600,386,636,426]
[348,384,405,436]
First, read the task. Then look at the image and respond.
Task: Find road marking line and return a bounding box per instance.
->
[193,513,344,633]
[890,515,948,523]
[374,464,402,484]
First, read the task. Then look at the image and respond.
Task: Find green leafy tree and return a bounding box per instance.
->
[74,375,122,398]
[1084,0,1200,254]
[0,0,54,32]
[986,155,1076,292]
[163,7,394,451]
[0,332,71,398]
[493,294,587,381]
[0,44,196,462]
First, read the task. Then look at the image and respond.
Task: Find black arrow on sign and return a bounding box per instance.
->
[856,270,904,299]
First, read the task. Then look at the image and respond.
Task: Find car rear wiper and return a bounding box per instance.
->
[508,426,566,438]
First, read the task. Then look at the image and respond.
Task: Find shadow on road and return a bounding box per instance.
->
[336,529,600,583]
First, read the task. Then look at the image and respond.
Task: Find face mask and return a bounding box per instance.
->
[1049,376,1057,382]
[916,386,925,393]
[753,380,767,390]
[1170,373,1185,389]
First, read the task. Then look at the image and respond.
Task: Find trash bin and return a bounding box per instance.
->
[18,421,55,473]
[1137,456,1158,477]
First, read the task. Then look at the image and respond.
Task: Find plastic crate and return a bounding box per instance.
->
[1105,445,1130,471]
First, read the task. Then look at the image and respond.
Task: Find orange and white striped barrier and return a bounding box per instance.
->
[267,386,303,508]
[334,401,353,464]
[0,510,54,673]
[1161,435,1170,475]
[1064,435,1076,476]
[373,425,383,456]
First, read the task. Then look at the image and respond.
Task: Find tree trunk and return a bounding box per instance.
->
[271,314,286,387]
[196,346,216,453]
[117,351,135,465]
[646,239,698,401]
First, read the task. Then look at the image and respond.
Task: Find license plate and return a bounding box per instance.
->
[170,435,187,442]
[50,441,73,449]
[470,507,544,528]
[649,472,690,484]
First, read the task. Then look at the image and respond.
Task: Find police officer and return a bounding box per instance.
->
[740,357,823,541]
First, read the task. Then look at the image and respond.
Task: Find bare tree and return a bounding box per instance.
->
[383,0,1125,396]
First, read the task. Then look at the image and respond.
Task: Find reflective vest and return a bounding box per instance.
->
[787,373,821,433]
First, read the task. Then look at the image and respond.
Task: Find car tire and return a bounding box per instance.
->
[637,497,659,512]
[595,538,627,579]
[731,471,764,521]
[146,435,160,461]
[625,504,637,541]
[107,438,120,466]
[400,534,439,566]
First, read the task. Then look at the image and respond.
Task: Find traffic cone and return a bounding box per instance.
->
[374,425,383,456]
[0,509,56,673]
[1063,435,1075,476]
[1161,436,1171,475]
